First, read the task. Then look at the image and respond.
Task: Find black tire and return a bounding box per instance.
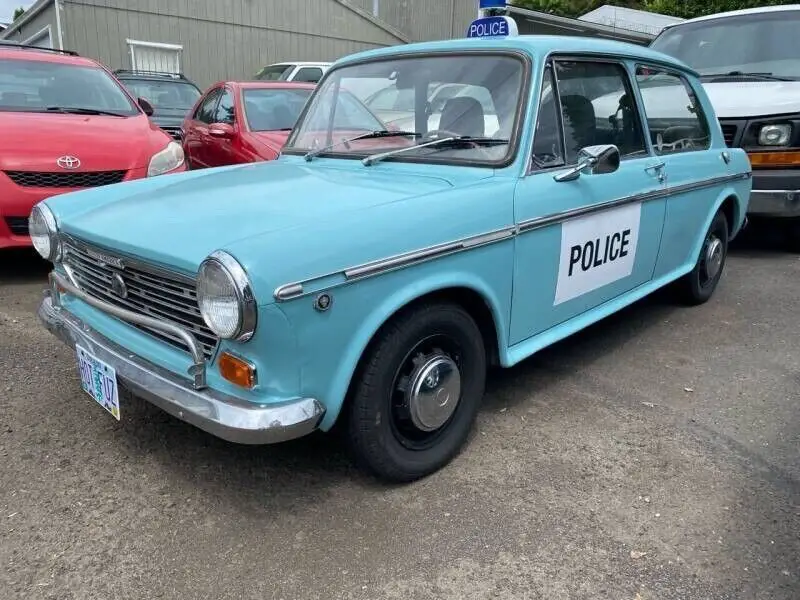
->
[346,302,487,483]
[675,209,729,306]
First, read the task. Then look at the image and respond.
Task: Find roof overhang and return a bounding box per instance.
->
[0,0,54,39]
[505,5,655,45]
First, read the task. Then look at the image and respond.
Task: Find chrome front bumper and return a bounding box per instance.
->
[748,189,800,218]
[39,272,325,445]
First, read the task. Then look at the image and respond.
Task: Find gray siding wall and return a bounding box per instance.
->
[352,0,478,41]
[1,3,59,47]
[61,0,406,89]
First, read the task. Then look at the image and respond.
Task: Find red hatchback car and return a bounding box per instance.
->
[182,81,315,169]
[0,44,186,250]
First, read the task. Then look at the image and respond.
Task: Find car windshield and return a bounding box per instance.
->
[119,78,201,111]
[254,64,294,81]
[242,88,313,131]
[0,58,140,115]
[284,53,525,165]
[650,10,800,80]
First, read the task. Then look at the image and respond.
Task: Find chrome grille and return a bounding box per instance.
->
[719,121,739,147]
[62,237,218,358]
[161,126,183,140]
[5,170,127,188]
[4,216,28,236]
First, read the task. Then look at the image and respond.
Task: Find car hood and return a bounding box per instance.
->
[591,80,800,121]
[0,112,165,171]
[700,81,800,118]
[48,159,494,285]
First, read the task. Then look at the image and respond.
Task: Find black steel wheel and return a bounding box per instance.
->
[675,209,729,305]
[346,302,487,483]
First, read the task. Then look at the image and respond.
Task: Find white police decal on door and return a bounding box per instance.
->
[554,202,641,305]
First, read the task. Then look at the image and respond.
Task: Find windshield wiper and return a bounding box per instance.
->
[362,136,510,166]
[303,130,420,161]
[46,106,128,117]
[700,71,793,82]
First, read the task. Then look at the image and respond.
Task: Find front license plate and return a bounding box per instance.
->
[76,345,120,421]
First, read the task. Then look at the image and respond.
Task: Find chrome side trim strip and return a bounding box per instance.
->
[273,171,751,302]
[273,227,516,301]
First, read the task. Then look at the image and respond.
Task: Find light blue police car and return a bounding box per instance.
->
[31,23,751,482]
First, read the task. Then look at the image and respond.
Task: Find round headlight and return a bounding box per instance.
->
[758,124,791,146]
[29,204,58,261]
[197,251,257,341]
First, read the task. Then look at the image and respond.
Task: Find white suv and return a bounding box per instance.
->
[253,62,332,84]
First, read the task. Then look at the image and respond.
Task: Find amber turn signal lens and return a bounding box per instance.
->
[747,151,800,168]
[218,352,256,389]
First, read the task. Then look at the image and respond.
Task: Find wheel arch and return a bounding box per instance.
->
[689,187,742,260]
[317,274,507,431]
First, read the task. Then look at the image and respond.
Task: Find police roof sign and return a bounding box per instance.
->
[479,0,507,7]
[467,15,519,38]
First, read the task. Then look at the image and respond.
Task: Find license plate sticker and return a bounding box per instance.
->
[76,345,120,421]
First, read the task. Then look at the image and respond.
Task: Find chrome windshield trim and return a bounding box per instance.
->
[273,171,751,302]
[50,271,207,389]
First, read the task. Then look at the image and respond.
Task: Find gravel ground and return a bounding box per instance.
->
[1,227,798,600]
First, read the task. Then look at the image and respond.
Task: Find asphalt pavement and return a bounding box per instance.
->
[0,226,798,600]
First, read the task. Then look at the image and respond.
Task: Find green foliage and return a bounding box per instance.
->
[642,0,796,18]
[12,7,26,21]
[508,0,798,19]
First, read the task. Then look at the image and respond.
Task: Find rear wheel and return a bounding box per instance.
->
[346,302,487,482]
[675,209,729,305]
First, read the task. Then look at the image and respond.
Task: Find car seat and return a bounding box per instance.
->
[560,94,597,160]
[438,97,485,137]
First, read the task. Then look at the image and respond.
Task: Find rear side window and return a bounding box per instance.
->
[635,66,711,154]
[293,67,323,83]
[255,64,293,81]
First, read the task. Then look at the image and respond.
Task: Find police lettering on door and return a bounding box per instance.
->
[568,228,632,276]
[554,203,641,305]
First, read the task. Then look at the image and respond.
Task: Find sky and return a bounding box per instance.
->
[0,0,33,25]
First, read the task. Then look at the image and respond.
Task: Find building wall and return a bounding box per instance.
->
[60,0,407,88]
[351,0,478,41]
[1,1,59,47]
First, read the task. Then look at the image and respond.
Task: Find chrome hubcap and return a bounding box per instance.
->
[406,354,461,432]
[704,236,723,280]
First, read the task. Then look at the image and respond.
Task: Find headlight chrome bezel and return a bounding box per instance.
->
[758,123,792,146]
[197,250,257,342]
[147,141,185,177]
[29,203,60,261]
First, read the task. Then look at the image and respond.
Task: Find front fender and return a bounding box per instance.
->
[275,240,514,431]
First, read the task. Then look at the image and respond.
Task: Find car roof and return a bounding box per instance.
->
[218,81,317,91]
[269,61,331,67]
[0,46,99,67]
[671,4,800,25]
[332,34,699,77]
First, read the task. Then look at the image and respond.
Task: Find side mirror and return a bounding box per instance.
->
[554,144,620,182]
[208,122,235,138]
[137,97,154,116]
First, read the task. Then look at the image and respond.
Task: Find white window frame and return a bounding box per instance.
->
[22,25,53,48]
[126,38,184,73]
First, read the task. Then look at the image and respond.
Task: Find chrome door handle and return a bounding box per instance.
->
[644,161,666,183]
[644,161,666,172]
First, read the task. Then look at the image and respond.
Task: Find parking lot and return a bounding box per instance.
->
[0,227,798,600]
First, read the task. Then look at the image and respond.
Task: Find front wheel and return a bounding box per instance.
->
[675,209,729,305]
[346,302,487,482]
